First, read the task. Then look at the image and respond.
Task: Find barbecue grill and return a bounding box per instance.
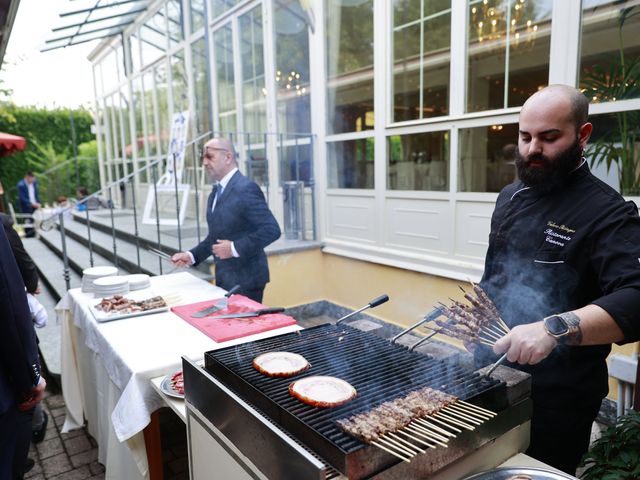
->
[184,323,532,479]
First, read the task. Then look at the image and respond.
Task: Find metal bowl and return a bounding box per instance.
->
[461,467,577,480]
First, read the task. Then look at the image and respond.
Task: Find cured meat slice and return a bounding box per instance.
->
[253,352,310,377]
[289,376,357,408]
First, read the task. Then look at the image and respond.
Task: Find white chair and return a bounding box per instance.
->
[8,203,36,237]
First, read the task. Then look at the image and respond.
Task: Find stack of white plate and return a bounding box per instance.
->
[93,276,130,298]
[126,274,151,291]
[82,266,118,293]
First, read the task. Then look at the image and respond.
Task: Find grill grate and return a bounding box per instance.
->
[204,323,504,471]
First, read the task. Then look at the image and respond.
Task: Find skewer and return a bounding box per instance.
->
[424,415,462,433]
[497,317,511,332]
[478,328,502,341]
[377,437,416,457]
[449,402,494,420]
[413,418,457,437]
[407,421,450,442]
[407,423,450,444]
[442,406,484,425]
[405,425,448,447]
[478,339,496,348]
[433,412,475,430]
[396,429,436,448]
[483,323,508,338]
[459,400,497,417]
[387,432,426,453]
[372,441,412,463]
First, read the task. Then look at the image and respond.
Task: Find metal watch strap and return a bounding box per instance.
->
[556,311,582,346]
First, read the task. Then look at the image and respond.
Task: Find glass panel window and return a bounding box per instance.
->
[241,134,268,187]
[212,0,241,19]
[214,24,236,133]
[141,10,167,68]
[388,131,449,191]
[192,38,211,136]
[130,31,142,73]
[239,6,267,133]
[101,50,119,94]
[580,0,640,104]
[392,0,451,122]
[326,0,374,134]
[171,51,189,113]
[275,0,311,133]
[459,123,518,192]
[327,138,375,189]
[279,138,312,185]
[190,0,205,33]
[142,70,158,156]
[467,0,552,112]
[131,77,146,160]
[155,64,170,156]
[167,0,184,47]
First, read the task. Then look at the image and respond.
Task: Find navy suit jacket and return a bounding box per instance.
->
[17,179,40,214]
[0,226,41,414]
[190,171,281,291]
[0,214,38,293]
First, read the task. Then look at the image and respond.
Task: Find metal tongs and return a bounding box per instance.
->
[335,294,390,325]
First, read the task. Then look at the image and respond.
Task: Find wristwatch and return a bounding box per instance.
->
[543,315,569,341]
[542,312,582,345]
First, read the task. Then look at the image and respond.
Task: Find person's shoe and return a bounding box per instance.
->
[23,457,35,474]
[32,411,48,444]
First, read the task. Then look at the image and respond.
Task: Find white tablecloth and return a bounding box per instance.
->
[57,272,299,480]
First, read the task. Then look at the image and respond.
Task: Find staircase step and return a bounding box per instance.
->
[22,237,82,300]
[21,238,63,377]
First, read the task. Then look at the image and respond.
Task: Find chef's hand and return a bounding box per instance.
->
[493,322,557,365]
[18,377,46,411]
[212,240,233,260]
[171,252,194,267]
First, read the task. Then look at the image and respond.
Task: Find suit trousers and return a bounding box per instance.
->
[0,406,34,479]
[526,399,601,475]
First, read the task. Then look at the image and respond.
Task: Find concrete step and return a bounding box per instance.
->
[21,237,64,378]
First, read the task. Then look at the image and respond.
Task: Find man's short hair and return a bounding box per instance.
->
[545,84,590,132]
[25,171,34,177]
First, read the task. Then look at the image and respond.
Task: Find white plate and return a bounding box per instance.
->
[160,371,184,399]
[89,292,168,323]
[83,266,118,277]
[93,276,129,287]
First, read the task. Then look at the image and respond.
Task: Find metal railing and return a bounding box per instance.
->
[37,131,315,291]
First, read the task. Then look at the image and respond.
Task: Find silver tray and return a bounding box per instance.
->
[461,467,578,480]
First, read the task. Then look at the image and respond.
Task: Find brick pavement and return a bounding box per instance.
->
[23,389,188,480]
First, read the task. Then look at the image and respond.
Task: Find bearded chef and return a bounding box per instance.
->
[476,84,640,475]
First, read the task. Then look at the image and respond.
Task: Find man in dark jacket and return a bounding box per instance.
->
[16,172,41,238]
[171,137,281,302]
[1,213,38,294]
[480,84,640,474]
[0,226,46,479]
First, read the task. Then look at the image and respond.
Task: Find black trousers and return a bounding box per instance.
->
[0,405,34,479]
[526,399,601,475]
[238,287,265,304]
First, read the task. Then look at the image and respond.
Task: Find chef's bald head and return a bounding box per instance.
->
[522,84,590,132]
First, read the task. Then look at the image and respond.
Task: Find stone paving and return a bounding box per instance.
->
[23,388,189,480]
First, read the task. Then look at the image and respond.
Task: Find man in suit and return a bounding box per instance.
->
[171,137,281,303]
[0,226,46,479]
[16,172,41,238]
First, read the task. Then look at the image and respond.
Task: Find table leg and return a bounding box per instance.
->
[143,411,164,480]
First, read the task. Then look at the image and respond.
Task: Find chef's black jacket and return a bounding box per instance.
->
[480,161,640,408]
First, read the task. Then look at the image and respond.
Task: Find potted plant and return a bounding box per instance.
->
[579,409,640,480]
[582,7,640,196]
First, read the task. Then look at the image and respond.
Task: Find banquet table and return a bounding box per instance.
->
[57,271,299,480]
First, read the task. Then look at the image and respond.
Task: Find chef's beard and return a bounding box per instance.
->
[515,138,583,194]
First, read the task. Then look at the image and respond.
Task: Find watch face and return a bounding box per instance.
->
[545,315,569,336]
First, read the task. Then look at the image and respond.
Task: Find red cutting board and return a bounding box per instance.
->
[171,295,297,343]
